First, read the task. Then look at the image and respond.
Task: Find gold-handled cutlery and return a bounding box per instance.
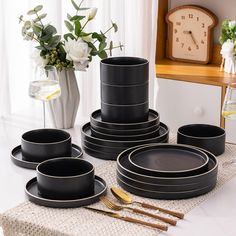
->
[111,187,184,219]
[100,196,176,226]
[84,207,168,231]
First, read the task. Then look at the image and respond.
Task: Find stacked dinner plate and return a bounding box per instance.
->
[116,143,218,200]
[81,57,169,160]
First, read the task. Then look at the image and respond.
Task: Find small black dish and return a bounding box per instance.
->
[177,124,226,156]
[11,144,83,170]
[37,158,94,200]
[101,101,149,123]
[91,109,159,132]
[21,129,72,162]
[25,176,107,208]
[128,144,209,177]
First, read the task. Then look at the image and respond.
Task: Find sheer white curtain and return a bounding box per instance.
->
[0,0,158,127]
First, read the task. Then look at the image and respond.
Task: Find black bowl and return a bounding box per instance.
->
[100,57,149,86]
[37,158,94,200]
[91,109,159,132]
[21,129,72,162]
[101,101,149,123]
[177,124,225,156]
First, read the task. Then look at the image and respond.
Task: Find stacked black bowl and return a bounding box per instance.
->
[81,57,169,160]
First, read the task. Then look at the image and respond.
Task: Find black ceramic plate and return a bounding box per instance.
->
[81,122,169,148]
[91,127,160,141]
[117,168,217,192]
[128,144,209,177]
[117,144,218,185]
[117,175,216,200]
[11,144,83,170]
[91,123,160,136]
[90,109,159,131]
[25,175,107,208]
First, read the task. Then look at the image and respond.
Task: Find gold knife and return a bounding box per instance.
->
[84,207,168,231]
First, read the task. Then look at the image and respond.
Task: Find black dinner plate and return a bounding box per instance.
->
[117,168,217,192]
[117,175,216,200]
[25,175,107,208]
[128,144,209,177]
[117,144,218,185]
[90,109,159,131]
[81,122,169,148]
[11,144,83,170]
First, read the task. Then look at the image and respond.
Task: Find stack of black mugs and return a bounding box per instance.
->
[81,57,169,160]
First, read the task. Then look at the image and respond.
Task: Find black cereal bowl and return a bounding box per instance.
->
[21,129,72,162]
[100,57,149,86]
[101,81,149,105]
[101,101,149,123]
[117,144,218,186]
[37,158,94,200]
[91,109,160,131]
[177,124,226,156]
[91,126,160,141]
[81,122,169,149]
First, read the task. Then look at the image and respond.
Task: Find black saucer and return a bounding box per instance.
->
[25,175,107,208]
[11,144,83,170]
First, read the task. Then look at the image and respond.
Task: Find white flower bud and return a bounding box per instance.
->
[87,8,97,21]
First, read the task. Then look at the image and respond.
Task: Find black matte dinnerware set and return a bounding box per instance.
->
[81,57,169,160]
[11,129,107,208]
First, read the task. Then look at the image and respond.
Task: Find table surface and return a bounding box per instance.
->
[0,118,236,236]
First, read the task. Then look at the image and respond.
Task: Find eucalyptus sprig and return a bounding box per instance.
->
[19,0,123,71]
[219,19,236,45]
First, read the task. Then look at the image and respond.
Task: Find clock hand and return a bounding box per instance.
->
[183,30,198,46]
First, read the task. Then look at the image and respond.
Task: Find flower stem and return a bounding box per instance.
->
[93,25,114,44]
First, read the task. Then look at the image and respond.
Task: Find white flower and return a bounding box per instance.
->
[87,8,97,21]
[229,20,236,28]
[64,38,91,71]
[221,40,235,59]
[31,49,48,67]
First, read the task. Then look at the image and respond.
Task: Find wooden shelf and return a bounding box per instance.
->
[156,59,236,87]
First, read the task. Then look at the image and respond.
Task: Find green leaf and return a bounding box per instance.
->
[38,13,47,20]
[98,50,108,59]
[74,19,81,36]
[27,9,35,15]
[19,15,23,23]
[80,32,92,37]
[32,24,42,37]
[70,15,85,21]
[87,42,98,55]
[24,32,34,41]
[47,35,61,49]
[67,13,72,20]
[79,8,90,10]
[64,20,74,32]
[92,32,104,42]
[41,25,57,41]
[24,21,31,30]
[64,33,76,41]
[99,41,107,51]
[40,50,47,57]
[109,41,113,56]
[35,45,44,50]
[34,5,43,12]
[71,0,79,10]
[112,22,118,32]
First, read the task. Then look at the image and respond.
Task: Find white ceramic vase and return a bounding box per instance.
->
[224,57,236,74]
[48,69,80,129]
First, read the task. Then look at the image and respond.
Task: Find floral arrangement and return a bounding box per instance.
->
[219,20,236,73]
[19,0,123,71]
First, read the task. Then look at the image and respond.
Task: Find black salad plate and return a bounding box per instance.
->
[25,175,107,208]
[91,126,160,141]
[117,144,218,185]
[128,144,209,177]
[117,175,216,200]
[81,122,169,148]
[90,109,159,131]
[11,144,83,170]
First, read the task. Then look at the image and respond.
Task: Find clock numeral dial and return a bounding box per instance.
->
[189,14,193,18]
[176,22,181,26]
[181,16,185,20]
[181,43,184,48]
[202,23,205,28]
[174,29,178,34]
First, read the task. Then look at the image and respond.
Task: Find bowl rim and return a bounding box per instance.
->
[22,129,71,145]
[177,124,225,139]
[37,157,94,179]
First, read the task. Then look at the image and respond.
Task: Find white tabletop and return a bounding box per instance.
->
[0,118,236,236]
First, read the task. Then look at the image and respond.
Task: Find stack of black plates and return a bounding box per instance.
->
[81,109,169,160]
[116,143,218,200]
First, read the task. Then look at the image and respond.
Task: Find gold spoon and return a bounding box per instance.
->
[111,187,184,219]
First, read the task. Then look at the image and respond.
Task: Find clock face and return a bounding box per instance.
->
[166,6,217,64]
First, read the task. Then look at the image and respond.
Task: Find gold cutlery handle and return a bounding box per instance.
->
[131,208,177,226]
[140,202,184,219]
[123,216,168,231]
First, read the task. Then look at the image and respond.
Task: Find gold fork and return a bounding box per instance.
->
[100,196,177,226]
